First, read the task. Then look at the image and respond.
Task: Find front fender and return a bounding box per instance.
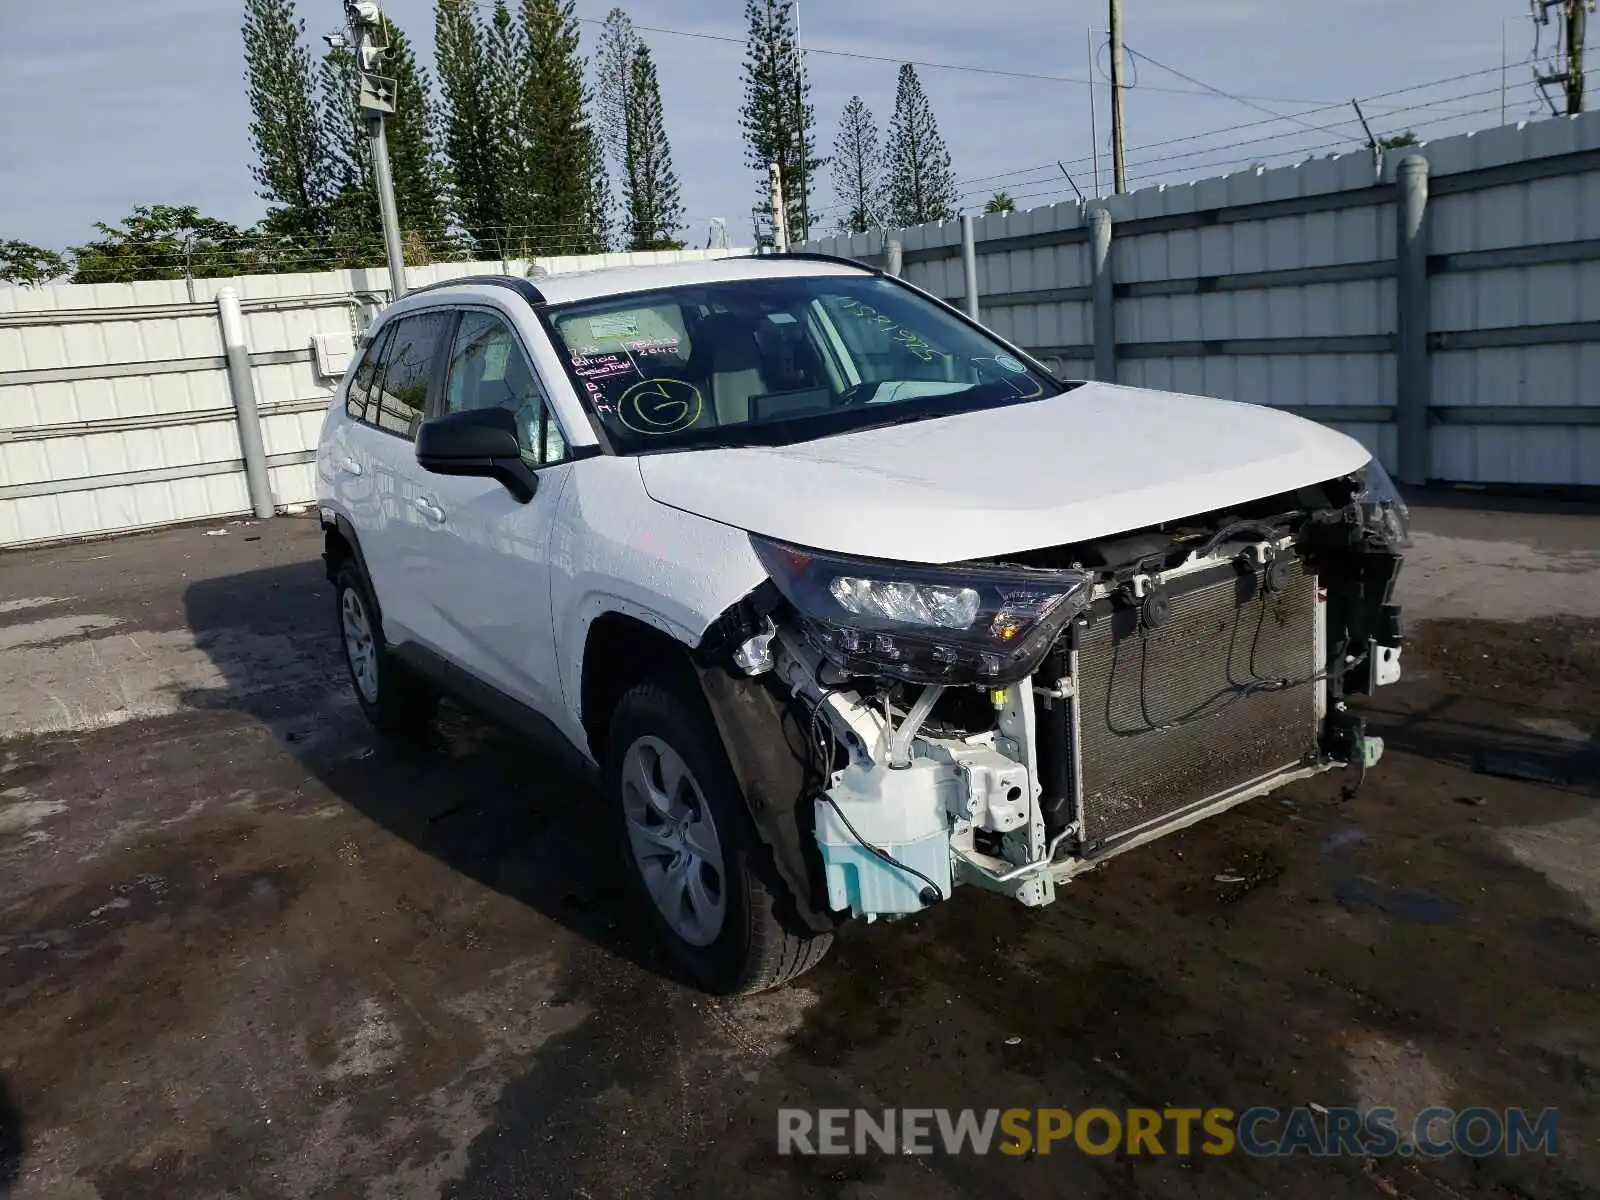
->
[550,457,766,725]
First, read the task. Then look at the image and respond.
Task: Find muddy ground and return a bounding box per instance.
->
[1,498,1598,1199]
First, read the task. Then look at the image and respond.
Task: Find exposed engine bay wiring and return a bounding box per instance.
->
[1186,516,1298,559]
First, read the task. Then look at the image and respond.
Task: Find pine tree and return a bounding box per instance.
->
[485,0,531,255]
[884,64,958,227]
[594,8,639,173]
[242,0,330,244]
[622,45,684,250]
[830,96,882,235]
[518,0,607,255]
[739,0,818,244]
[436,0,502,253]
[587,153,615,253]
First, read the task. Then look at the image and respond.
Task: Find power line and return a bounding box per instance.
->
[962,91,1516,214]
[817,48,1583,219]
[1122,101,1509,188]
[970,80,1518,199]
[1123,44,1365,144]
[953,57,1553,195]
[533,5,1341,104]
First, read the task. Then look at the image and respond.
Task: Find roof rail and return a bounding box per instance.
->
[398,274,547,305]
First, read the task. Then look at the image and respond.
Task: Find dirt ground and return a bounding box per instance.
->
[1,497,1597,1200]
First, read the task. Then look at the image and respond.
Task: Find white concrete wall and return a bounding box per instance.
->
[806,110,1600,487]
[1418,120,1600,485]
[0,249,750,548]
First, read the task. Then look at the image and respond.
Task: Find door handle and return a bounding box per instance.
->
[340,456,363,477]
[413,496,446,524]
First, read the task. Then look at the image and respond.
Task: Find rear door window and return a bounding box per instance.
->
[364,311,453,439]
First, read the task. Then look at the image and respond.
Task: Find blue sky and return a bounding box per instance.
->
[0,0,1562,251]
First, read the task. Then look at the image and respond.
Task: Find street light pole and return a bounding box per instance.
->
[368,117,407,296]
[346,1,407,299]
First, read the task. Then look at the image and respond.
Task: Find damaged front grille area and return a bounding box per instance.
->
[764,466,1407,918]
[1070,559,1322,850]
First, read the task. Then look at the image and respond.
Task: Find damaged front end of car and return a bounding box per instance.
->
[702,460,1408,924]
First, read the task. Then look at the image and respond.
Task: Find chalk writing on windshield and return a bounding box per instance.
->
[571,353,637,381]
[616,378,704,436]
[833,296,938,361]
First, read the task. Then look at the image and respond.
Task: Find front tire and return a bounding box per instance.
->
[333,559,438,738]
[606,676,831,994]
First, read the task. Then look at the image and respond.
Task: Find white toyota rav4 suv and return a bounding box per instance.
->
[316,254,1407,994]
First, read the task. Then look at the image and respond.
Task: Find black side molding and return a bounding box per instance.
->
[323,512,383,618]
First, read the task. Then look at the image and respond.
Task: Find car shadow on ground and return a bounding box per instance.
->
[166,550,1600,1196]
[179,557,687,987]
[1365,616,1600,798]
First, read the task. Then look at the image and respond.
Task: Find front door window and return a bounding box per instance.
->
[444,310,569,466]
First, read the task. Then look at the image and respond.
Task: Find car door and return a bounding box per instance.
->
[408,305,575,720]
[346,308,454,646]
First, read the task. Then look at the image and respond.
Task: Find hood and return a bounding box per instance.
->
[636,382,1372,563]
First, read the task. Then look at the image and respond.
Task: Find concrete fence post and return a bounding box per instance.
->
[884,237,903,278]
[1090,207,1116,382]
[216,287,274,520]
[960,215,979,320]
[1395,154,1432,486]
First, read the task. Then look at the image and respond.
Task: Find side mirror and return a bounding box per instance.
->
[416,407,537,503]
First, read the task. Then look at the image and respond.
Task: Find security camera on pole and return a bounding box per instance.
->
[344,0,408,299]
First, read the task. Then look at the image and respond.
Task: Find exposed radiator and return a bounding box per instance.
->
[1073,560,1322,849]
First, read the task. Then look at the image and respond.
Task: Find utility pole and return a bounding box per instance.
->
[1502,17,1509,122]
[1535,0,1588,115]
[344,1,407,298]
[1109,0,1128,193]
[793,0,809,242]
[1565,0,1587,113]
[1086,28,1101,198]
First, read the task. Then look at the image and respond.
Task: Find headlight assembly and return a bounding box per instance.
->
[1353,458,1411,549]
[751,535,1093,685]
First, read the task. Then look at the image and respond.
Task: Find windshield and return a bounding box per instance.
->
[544,272,1077,453]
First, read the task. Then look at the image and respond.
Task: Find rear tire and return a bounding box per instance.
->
[606,675,832,994]
[333,559,438,738]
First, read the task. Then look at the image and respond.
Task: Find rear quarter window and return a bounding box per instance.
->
[358,310,454,439]
[344,326,392,422]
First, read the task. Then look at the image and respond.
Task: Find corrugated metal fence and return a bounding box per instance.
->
[0,250,747,548]
[804,111,1600,488]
